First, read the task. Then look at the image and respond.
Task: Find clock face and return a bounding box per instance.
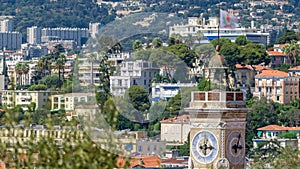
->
[191,130,219,164]
[226,131,245,165]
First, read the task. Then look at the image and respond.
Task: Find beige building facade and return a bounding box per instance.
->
[253,69,300,104]
[51,93,96,111]
[160,114,191,145]
[1,90,50,110]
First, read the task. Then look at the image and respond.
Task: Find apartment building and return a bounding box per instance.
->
[27,26,42,44]
[253,69,300,104]
[21,43,48,59]
[89,22,101,39]
[0,19,13,32]
[288,66,300,76]
[41,27,89,46]
[0,90,50,110]
[51,93,96,111]
[160,114,191,145]
[0,32,22,50]
[151,82,197,102]
[78,57,100,86]
[110,60,160,97]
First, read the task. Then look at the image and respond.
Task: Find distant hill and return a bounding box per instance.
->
[0,0,116,41]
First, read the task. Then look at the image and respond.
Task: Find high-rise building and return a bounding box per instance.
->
[27,26,42,44]
[89,22,101,39]
[0,19,13,32]
[0,32,22,50]
[41,27,89,46]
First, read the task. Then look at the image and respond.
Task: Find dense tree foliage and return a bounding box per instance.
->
[0,0,115,41]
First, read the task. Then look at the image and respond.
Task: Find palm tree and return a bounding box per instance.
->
[152,37,162,48]
[15,63,23,86]
[132,40,143,51]
[283,40,300,66]
[21,63,29,85]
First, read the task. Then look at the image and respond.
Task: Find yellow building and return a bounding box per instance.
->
[51,93,96,111]
[1,90,50,110]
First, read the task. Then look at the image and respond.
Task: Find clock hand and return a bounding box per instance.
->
[232,133,243,153]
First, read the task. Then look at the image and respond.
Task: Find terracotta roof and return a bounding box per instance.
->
[132,156,161,168]
[288,66,300,71]
[161,158,188,164]
[235,64,253,70]
[256,69,288,77]
[257,125,288,131]
[252,65,270,71]
[161,114,190,123]
[257,124,300,131]
[117,156,161,168]
[267,51,286,56]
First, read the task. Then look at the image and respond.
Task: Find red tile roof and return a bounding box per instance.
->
[117,156,161,168]
[257,124,300,131]
[267,51,286,56]
[235,64,253,70]
[252,65,270,71]
[288,66,300,71]
[256,69,288,77]
[161,158,188,165]
[160,114,190,123]
[257,125,287,131]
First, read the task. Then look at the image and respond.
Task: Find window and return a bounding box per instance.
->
[138,146,142,152]
[258,80,262,86]
[144,72,147,77]
[277,96,280,101]
[241,72,246,78]
[144,80,146,85]
[258,87,261,92]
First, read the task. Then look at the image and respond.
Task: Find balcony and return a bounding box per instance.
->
[20,95,31,100]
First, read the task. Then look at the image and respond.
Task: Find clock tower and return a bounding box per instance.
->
[187,48,251,169]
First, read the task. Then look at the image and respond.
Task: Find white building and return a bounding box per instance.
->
[89,22,101,39]
[160,114,191,145]
[169,16,269,47]
[110,60,160,97]
[0,19,13,32]
[0,90,51,110]
[27,26,42,44]
[78,57,100,86]
[151,82,197,102]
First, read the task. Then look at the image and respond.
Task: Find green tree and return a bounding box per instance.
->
[125,86,150,113]
[246,97,284,152]
[152,37,162,48]
[235,35,251,46]
[132,40,143,51]
[283,40,300,66]
[197,78,210,91]
[239,43,270,65]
